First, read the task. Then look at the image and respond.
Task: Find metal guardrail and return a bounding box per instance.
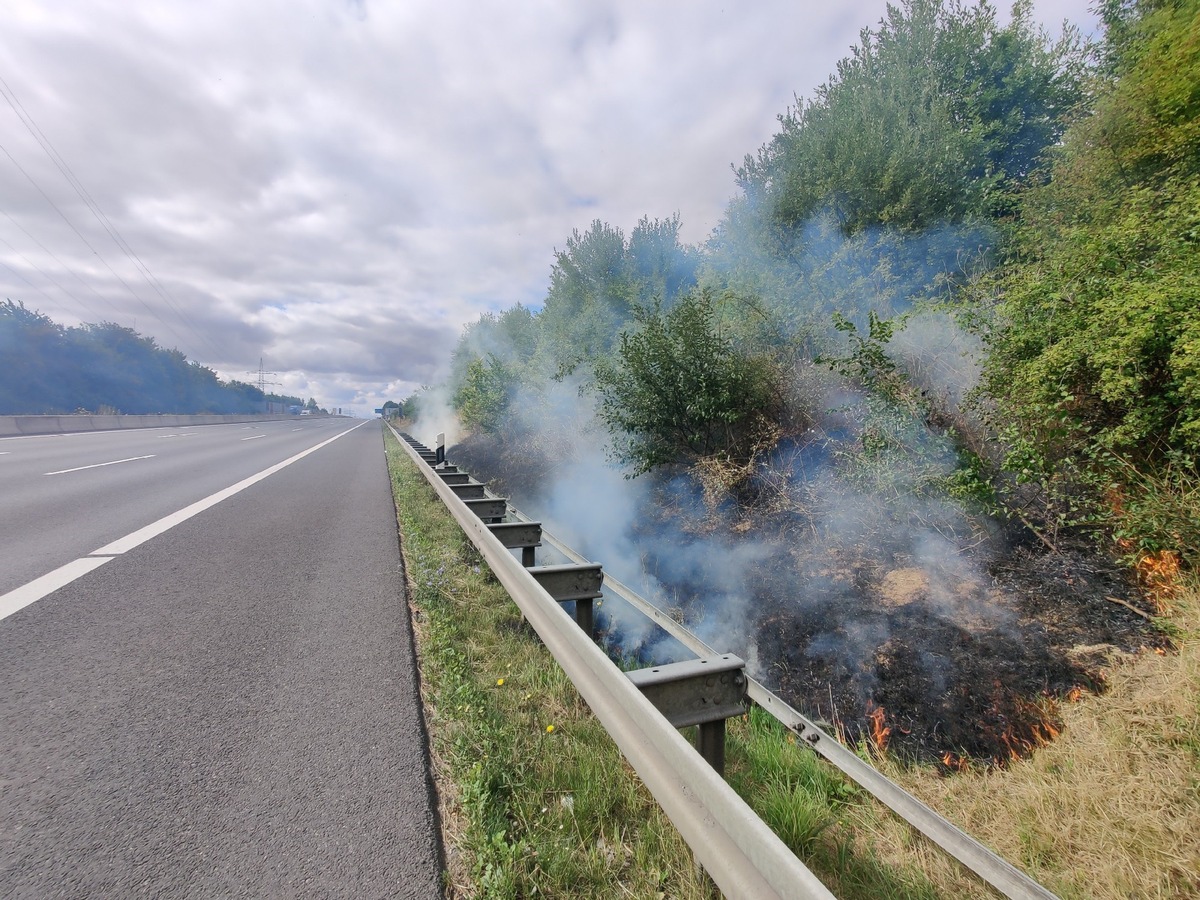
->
[390,426,1059,900]
[389,427,834,900]
[519,514,1059,900]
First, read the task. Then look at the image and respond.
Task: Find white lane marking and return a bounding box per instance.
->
[93,422,365,556]
[241,434,266,442]
[0,433,68,443]
[1,421,366,623]
[44,455,156,476]
[0,557,113,622]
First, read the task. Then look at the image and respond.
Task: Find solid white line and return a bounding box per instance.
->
[44,455,156,476]
[0,557,113,622]
[93,421,365,556]
[240,434,266,442]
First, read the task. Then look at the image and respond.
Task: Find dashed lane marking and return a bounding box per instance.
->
[44,455,156,476]
[1,421,366,623]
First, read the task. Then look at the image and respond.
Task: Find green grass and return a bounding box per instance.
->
[385,427,946,898]
[724,708,940,900]
[387,430,713,898]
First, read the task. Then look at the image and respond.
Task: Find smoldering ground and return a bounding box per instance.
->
[419,213,1164,765]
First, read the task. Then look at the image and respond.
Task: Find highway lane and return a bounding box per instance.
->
[0,419,353,597]
[0,420,443,897]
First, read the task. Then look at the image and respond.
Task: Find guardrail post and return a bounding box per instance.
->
[487,521,543,567]
[697,720,728,776]
[626,656,748,775]
[463,497,507,523]
[448,482,487,500]
[529,564,603,638]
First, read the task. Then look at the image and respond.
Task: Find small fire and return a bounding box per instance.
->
[941,751,969,772]
[1111,487,1180,613]
[866,701,891,752]
[995,712,1062,763]
[1136,550,1181,613]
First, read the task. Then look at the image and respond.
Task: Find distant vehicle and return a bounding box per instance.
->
[299,409,312,416]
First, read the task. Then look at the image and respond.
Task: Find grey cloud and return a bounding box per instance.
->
[1,0,1099,415]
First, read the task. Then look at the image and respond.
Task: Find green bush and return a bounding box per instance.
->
[453,356,517,433]
[981,0,1200,559]
[593,289,784,475]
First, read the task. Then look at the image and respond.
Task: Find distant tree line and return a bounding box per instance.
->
[0,300,304,415]
[429,0,1198,564]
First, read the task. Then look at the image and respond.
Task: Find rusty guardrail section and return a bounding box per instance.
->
[391,425,1059,900]
[389,426,833,900]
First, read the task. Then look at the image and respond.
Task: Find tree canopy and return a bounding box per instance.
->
[0,300,284,415]
[432,0,1198,563]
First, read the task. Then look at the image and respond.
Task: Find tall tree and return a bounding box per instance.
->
[736,0,1085,235]
[537,215,699,374]
[0,301,272,415]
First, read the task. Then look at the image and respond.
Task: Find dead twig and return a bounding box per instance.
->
[1104,594,1155,621]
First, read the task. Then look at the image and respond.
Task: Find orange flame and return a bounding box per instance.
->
[992,699,1063,764]
[1136,550,1180,613]
[941,751,969,772]
[866,701,891,752]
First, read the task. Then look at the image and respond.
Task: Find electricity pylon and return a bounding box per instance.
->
[248,358,282,412]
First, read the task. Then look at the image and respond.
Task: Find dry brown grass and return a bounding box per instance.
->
[861,579,1200,899]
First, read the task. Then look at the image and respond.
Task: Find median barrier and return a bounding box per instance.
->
[0,414,296,436]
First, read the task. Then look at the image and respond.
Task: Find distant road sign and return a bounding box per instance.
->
[374,408,383,414]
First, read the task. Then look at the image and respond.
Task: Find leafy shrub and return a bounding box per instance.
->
[981,0,1200,560]
[593,289,786,475]
[453,356,517,433]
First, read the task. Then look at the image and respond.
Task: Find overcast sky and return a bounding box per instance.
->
[1,1,1097,415]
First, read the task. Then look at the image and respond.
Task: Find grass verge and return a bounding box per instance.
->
[386,428,973,898]
[387,431,712,898]
[868,582,1200,899]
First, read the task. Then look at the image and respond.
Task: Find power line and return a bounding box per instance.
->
[0,230,96,318]
[0,75,227,362]
[0,136,191,351]
[0,254,60,306]
[0,204,110,315]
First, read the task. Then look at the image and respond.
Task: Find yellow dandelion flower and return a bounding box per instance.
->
[545,725,555,734]
[496,678,505,686]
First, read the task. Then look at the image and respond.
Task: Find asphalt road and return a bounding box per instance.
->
[0,419,356,597]
[0,420,443,897]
